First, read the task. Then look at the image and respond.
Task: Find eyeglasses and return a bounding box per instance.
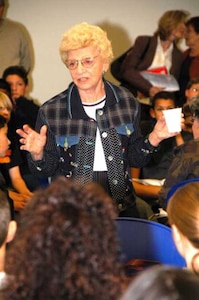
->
[65,55,99,70]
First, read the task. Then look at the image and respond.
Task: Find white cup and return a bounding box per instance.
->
[163,107,182,133]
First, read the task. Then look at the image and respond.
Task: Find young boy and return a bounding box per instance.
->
[131,91,191,207]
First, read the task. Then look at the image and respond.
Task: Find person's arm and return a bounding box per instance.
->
[131,167,161,199]
[8,166,32,196]
[8,190,29,211]
[121,35,164,96]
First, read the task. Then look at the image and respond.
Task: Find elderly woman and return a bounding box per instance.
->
[16,22,181,218]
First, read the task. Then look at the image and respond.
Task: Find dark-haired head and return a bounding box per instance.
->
[3,66,28,85]
[5,177,127,300]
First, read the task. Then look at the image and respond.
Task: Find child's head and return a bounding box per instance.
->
[0,115,10,157]
[150,91,176,120]
[3,66,28,102]
[0,92,13,122]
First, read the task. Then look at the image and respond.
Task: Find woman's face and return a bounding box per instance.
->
[66,46,109,95]
[185,25,199,47]
[168,22,186,42]
[0,124,10,157]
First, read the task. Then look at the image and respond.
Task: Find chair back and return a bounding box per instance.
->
[115,217,186,267]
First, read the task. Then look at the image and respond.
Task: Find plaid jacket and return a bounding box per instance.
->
[28,80,157,209]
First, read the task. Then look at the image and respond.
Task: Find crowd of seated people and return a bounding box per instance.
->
[1,7,199,300]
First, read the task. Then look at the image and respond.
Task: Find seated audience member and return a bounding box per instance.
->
[0,190,17,294]
[2,65,40,129]
[159,96,199,209]
[4,177,127,300]
[0,92,32,211]
[131,91,191,207]
[120,265,199,300]
[182,77,199,133]
[114,10,189,102]
[167,182,199,273]
[2,67,43,191]
[184,77,199,104]
[0,115,14,219]
[178,17,199,106]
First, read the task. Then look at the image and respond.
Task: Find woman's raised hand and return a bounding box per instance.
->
[16,124,48,161]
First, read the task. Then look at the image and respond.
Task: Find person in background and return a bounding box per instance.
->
[119,10,189,102]
[16,22,182,218]
[0,92,32,211]
[4,177,127,300]
[120,265,199,300]
[178,16,199,106]
[2,66,40,129]
[131,91,191,209]
[0,190,16,295]
[159,96,199,209]
[3,66,42,191]
[182,77,199,134]
[167,182,199,274]
[184,77,199,104]
[0,115,14,219]
[0,0,31,76]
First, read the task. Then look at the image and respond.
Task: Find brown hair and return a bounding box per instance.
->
[156,10,189,41]
[167,182,199,273]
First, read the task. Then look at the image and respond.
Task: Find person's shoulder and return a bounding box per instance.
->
[41,88,69,110]
[134,35,154,44]
[175,139,199,155]
[107,80,139,102]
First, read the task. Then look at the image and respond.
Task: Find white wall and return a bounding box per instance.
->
[6,0,199,104]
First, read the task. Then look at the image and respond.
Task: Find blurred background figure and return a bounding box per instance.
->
[120,265,199,300]
[0,190,16,295]
[0,0,32,77]
[178,16,199,106]
[4,177,127,300]
[111,10,189,112]
[167,181,199,274]
[2,66,42,192]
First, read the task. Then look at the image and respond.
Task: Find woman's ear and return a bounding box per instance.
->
[6,220,17,244]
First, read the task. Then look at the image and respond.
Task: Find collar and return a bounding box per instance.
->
[66,80,121,119]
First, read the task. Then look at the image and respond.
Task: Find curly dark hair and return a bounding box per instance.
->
[4,176,127,300]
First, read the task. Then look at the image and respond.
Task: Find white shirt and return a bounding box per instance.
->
[83,97,107,171]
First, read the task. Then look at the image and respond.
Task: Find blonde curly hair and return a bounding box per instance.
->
[59,22,113,65]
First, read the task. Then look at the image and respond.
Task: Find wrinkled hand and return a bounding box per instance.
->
[8,190,31,211]
[148,114,185,147]
[16,124,47,160]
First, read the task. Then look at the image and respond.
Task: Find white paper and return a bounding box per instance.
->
[140,71,179,91]
[132,178,165,186]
